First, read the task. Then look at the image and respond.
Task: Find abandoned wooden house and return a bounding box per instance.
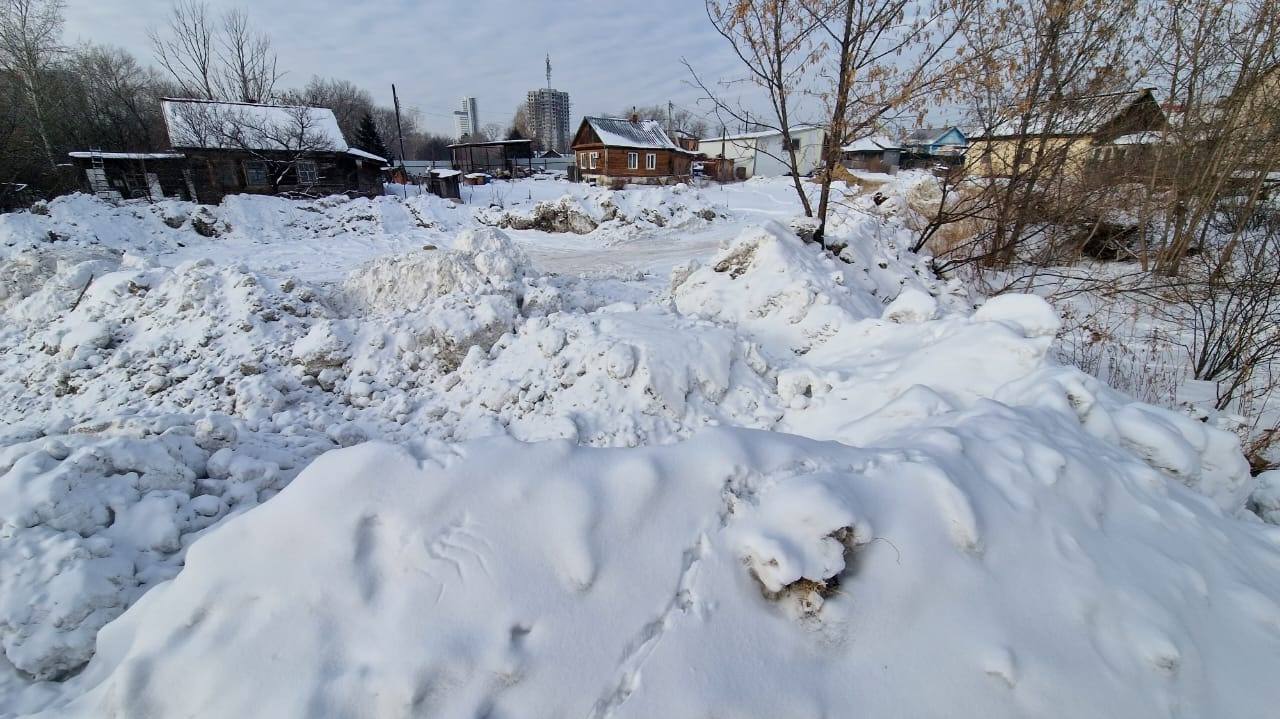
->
[69,99,389,203]
[448,139,535,176]
[571,116,700,186]
[156,98,386,203]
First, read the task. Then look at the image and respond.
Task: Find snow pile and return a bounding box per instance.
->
[24,428,1280,718]
[0,412,334,685]
[0,255,329,422]
[476,184,721,236]
[671,223,1251,514]
[342,227,529,312]
[438,305,781,446]
[1,179,1277,715]
[340,227,530,372]
[671,221,957,359]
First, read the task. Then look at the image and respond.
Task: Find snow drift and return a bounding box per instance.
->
[25,428,1280,718]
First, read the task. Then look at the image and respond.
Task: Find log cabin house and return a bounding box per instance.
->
[70,99,387,203]
[571,116,699,186]
[160,99,386,203]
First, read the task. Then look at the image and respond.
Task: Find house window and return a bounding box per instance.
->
[589,152,598,169]
[296,160,318,184]
[645,153,656,170]
[244,160,268,186]
[789,137,801,151]
[579,152,588,169]
[627,152,638,170]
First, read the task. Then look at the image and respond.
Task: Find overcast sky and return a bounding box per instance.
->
[63,0,765,137]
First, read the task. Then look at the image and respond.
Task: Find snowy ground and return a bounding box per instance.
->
[2,177,1279,717]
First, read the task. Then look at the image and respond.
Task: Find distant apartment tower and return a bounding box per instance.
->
[527,54,570,153]
[453,96,479,140]
[527,88,571,153]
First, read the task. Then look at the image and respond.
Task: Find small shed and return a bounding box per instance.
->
[842,136,901,173]
[463,172,489,186]
[428,168,462,199]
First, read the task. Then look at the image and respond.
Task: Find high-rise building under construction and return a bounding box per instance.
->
[527,54,571,153]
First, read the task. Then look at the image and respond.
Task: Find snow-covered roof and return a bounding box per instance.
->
[580,117,678,150]
[68,151,186,160]
[431,168,462,178]
[161,98,348,152]
[842,136,899,153]
[902,127,965,145]
[464,172,489,178]
[974,89,1162,140]
[699,125,822,143]
[345,147,387,162]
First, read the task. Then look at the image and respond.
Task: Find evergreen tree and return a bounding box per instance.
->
[353,113,391,161]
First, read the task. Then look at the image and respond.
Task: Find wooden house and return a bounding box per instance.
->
[571,117,699,186]
[899,127,968,172]
[966,88,1166,178]
[159,98,386,203]
[449,139,535,176]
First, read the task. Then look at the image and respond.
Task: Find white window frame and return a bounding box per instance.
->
[627,152,638,170]
[589,152,599,169]
[645,153,657,170]
[243,160,268,186]
[296,160,319,184]
[579,152,588,169]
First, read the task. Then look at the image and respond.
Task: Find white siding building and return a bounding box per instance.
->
[697,126,826,178]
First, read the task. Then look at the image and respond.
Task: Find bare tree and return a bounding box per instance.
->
[215,8,279,102]
[287,76,375,140]
[1141,0,1280,275]
[803,0,976,243]
[150,0,279,103]
[68,44,168,151]
[691,0,824,215]
[0,0,65,168]
[150,0,217,99]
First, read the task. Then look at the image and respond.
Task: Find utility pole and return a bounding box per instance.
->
[392,84,408,198]
[668,101,674,137]
[391,83,408,168]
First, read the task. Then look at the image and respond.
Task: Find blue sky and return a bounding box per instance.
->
[64,0,767,136]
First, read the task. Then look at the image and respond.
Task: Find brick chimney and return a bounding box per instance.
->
[629,107,639,124]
